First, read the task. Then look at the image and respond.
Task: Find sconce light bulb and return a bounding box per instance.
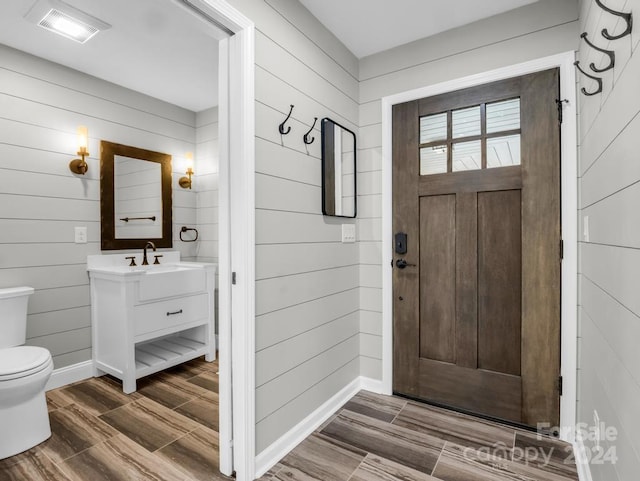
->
[77,126,88,150]
[70,125,89,175]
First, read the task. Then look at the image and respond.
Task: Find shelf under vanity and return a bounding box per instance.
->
[87,252,216,393]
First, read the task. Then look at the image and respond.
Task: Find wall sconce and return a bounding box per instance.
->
[179,152,194,189]
[69,126,89,175]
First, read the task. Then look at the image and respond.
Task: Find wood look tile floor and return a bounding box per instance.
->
[1,368,580,481]
[260,391,580,481]
[0,357,228,481]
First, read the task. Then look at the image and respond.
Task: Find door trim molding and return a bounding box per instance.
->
[380,51,578,443]
[191,1,256,479]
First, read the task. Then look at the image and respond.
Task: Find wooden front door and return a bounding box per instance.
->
[392,69,561,427]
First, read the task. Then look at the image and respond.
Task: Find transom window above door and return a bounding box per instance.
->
[419,98,521,175]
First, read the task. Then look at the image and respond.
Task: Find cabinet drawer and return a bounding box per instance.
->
[133,294,209,336]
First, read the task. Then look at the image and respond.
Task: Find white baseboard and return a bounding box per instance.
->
[573,436,594,481]
[254,376,364,478]
[360,376,384,394]
[45,360,93,391]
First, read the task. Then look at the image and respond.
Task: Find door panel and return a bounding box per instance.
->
[392,69,561,427]
[419,359,523,422]
[477,189,522,376]
[419,195,456,363]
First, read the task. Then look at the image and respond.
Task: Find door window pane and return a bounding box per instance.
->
[452,106,480,138]
[452,140,482,172]
[486,98,520,133]
[420,112,447,143]
[487,135,521,168]
[420,145,448,175]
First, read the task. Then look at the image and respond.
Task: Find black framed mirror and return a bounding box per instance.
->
[321,118,357,218]
[100,141,173,250]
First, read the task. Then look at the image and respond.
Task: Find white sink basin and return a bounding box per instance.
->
[138,264,207,301]
[87,254,211,301]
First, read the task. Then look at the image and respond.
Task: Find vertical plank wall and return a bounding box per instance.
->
[227,0,360,454]
[0,43,220,368]
[356,0,579,381]
[577,0,640,479]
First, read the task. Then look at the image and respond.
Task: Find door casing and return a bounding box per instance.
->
[379,51,578,443]
[183,1,256,480]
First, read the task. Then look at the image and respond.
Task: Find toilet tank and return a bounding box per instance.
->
[0,287,35,348]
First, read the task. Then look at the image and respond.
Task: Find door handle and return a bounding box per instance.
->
[395,259,416,269]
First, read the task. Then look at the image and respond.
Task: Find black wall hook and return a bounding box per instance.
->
[574,61,603,96]
[303,117,318,145]
[279,104,294,135]
[595,0,632,40]
[580,32,615,73]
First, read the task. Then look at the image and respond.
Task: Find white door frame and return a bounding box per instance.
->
[380,51,578,443]
[184,1,255,480]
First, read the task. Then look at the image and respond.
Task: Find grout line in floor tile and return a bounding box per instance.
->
[344,456,366,481]
[388,399,408,425]
[151,428,195,453]
[431,441,446,476]
[56,436,113,466]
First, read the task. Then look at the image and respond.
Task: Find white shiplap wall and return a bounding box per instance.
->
[577,1,640,480]
[356,0,580,382]
[195,107,219,264]
[227,0,360,455]
[0,43,202,368]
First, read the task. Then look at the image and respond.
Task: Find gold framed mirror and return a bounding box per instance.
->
[100,141,173,250]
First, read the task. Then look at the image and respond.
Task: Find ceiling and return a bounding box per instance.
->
[0,0,540,111]
[0,0,225,112]
[299,0,539,59]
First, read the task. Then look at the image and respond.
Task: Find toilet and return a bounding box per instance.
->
[0,287,53,459]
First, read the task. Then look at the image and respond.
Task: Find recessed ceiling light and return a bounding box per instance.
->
[25,0,111,44]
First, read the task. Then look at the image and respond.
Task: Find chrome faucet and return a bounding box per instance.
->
[142,241,156,266]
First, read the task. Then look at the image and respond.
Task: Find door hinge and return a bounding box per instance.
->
[558,375,563,396]
[232,272,237,285]
[556,99,568,124]
[560,239,564,260]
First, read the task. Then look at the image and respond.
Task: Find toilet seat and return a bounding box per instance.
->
[0,347,52,381]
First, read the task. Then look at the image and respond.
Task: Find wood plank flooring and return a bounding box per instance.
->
[0,365,579,481]
[260,391,579,481]
[0,357,228,481]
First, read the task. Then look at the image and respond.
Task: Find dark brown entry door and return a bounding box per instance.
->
[392,69,561,428]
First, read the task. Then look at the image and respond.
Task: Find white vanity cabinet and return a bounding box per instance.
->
[87,253,216,393]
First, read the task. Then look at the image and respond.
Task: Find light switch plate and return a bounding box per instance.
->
[75,226,87,244]
[341,224,356,243]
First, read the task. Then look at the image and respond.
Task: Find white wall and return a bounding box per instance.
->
[577,1,640,479]
[195,107,220,264]
[356,0,580,382]
[226,0,361,455]
[0,43,211,368]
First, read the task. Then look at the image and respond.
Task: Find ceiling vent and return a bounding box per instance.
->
[25,0,111,44]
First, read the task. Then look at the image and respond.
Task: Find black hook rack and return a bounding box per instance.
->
[574,61,603,96]
[303,117,318,145]
[580,32,615,73]
[595,0,633,40]
[278,104,294,135]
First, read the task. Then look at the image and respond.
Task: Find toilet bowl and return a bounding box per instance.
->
[0,287,53,460]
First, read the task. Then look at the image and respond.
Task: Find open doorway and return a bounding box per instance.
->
[0,0,255,478]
